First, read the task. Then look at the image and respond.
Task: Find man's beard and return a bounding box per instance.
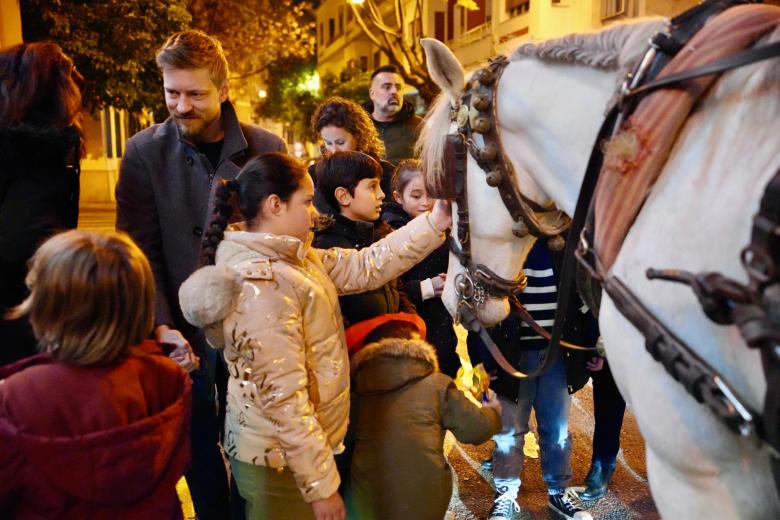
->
[175,112,218,142]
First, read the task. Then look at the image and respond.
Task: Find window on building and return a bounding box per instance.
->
[373,50,382,68]
[602,0,627,19]
[447,0,455,40]
[435,11,445,41]
[461,0,494,32]
[329,18,335,43]
[506,0,530,17]
[360,56,368,72]
[338,6,344,37]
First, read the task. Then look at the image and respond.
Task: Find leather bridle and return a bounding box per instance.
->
[431,56,592,379]
[434,55,571,319]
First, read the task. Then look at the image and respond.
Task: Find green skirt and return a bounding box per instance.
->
[230,458,315,520]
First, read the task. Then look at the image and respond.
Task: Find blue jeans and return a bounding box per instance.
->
[492,350,573,492]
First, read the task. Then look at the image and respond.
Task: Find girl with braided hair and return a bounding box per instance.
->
[178,152,452,520]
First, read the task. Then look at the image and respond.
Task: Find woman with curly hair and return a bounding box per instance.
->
[310,96,393,214]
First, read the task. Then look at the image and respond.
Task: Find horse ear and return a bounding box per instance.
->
[421,38,465,105]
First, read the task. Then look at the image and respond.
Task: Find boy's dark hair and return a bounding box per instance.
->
[315,151,382,214]
[364,321,419,345]
[370,64,399,81]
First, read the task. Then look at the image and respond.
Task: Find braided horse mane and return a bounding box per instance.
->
[418,17,663,193]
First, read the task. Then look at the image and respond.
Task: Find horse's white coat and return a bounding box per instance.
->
[421,18,780,518]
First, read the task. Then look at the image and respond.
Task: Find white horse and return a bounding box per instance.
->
[419,7,780,519]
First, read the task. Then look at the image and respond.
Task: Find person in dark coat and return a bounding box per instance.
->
[346,316,502,520]
[0,230,192,519]
[0,42,83,367]
[309,96,393,214]
[363,65,423,166]
[468,239,596,520]
[313,151,416,327]
[382,160,460,377]
[115,30,286,519]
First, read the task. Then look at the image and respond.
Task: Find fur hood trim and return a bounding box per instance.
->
[178,263,242,349]
[350,337,439,377]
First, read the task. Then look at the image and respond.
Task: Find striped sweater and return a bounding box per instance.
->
[519,240,558,349]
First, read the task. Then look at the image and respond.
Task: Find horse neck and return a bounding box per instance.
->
[498,58,621,215]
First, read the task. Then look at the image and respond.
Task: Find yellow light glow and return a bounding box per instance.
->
[348,0,365,4]
[258,89,267,99]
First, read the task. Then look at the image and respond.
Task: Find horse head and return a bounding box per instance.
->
[419,36,633,326]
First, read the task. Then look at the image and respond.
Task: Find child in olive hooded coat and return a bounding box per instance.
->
[347,316,502,520]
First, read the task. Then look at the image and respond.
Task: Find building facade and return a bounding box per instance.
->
[316,0,699,79]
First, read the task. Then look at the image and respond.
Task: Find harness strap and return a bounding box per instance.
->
[604,276,768,443]
[509,294,597,352]
[627,39,780,99]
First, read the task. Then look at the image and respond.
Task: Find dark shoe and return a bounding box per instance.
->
[488,485,521,520]
[548,490,592,520]
[580,460,616,501]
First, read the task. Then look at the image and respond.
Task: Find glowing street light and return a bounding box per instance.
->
[258,89,267,99]
[348,0,365,4]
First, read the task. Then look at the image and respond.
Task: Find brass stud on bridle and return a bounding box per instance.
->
[472,117,491,134]
[486,170,502,187]
[475,67,495,86]
[547,235,566,252]
[479,144,497,162]
[472,92,492,111]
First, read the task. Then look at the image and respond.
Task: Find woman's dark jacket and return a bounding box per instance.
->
[312,212,415,327]
[0,125,80,366]
[382,202,460,377]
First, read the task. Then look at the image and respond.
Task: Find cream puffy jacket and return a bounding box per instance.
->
[178,213,445,503]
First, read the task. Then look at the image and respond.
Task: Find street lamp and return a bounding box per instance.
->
[347,0,365,4]
[258,89,267,99]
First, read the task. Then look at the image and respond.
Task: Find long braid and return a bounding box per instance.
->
[201,179,238,266]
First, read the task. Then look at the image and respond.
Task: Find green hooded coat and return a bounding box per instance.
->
[348,338,501,519]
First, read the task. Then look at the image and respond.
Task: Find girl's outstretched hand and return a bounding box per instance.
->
[430,199,452,232]
[311,492,345,520]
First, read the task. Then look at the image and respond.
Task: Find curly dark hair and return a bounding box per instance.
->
[311,96,385,160]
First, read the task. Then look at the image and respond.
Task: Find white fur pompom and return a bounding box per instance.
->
[179,263,242,328]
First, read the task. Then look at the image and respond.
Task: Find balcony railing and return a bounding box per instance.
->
[448,22,492,50]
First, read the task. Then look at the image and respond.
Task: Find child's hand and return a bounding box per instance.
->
[311,492,345,520]
[169,343,200,373]
[157,325,199,372]
[482,389,503,415]
[431,273,446,296]
[586,356,604,372]
[430,199,452,232]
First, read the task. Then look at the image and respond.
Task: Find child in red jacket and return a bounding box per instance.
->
[0,230,192,519]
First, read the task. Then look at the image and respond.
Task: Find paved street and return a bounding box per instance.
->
[79,202,658,519]
[78,202,116,233]
[444,381,657,519]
